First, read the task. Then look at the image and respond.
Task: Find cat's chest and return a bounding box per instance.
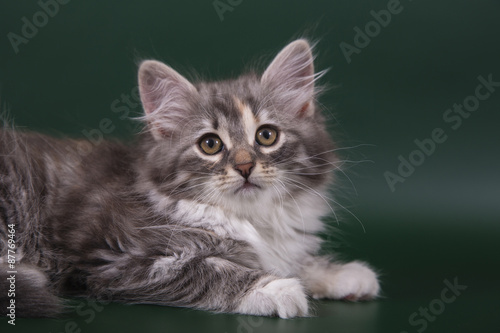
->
[170,198,325,276]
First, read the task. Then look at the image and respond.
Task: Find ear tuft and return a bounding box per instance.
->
[261,39,319,117]
[138,60,198,140]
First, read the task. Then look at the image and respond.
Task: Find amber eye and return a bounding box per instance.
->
[199,134,223,155]
[256,127,278,146]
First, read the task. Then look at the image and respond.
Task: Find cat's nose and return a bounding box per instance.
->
[234,162,254,179]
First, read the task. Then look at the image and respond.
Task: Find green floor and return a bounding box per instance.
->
[4,215,498,333]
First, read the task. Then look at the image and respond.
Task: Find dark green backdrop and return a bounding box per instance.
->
[1,1,499,332]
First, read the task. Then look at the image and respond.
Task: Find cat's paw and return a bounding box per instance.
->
[309,261,380,301]
[236,277,309,319]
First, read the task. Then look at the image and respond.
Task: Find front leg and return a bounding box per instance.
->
[300,257,380,300]
[83,236,309,318]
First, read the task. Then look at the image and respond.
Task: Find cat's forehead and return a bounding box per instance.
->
[196,74,260,95]
[194,77,272,129]
[196,75,261,110]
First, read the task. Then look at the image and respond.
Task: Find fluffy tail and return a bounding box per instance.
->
[0,264,64,318]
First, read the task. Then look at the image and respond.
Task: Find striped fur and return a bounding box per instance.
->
[0,40,379,319]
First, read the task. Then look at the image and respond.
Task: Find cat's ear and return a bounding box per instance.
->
[138,60,198,140]
[261,39,317,117]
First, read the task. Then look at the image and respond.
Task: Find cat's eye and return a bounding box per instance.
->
[256,127,278,146]
[199,134,223,155]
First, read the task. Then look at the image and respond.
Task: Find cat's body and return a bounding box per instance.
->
[0,40,379,319]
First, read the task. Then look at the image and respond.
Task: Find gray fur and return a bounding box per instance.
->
[0,40,378,318]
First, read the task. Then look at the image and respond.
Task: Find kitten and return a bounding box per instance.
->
[0,39,379,319]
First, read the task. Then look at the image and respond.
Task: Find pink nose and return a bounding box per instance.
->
[235,162,254,179]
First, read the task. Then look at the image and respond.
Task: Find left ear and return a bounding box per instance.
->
[261,39,316,117]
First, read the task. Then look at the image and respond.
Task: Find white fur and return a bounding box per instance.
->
[150,256,180,276]
[302,261,380,300]
[166,187,327,276]
[236,276,308,318]
[235,99,258,146]
[21,265,50,287]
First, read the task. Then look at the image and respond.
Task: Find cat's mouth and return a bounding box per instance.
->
[235,180,261,194]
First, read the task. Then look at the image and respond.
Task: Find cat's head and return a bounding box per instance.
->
[138,40,336,214]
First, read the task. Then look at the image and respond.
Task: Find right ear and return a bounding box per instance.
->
[138,60,198,140]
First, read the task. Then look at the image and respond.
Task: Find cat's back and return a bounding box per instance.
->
[0,128,138,227]
[0,128,145,264]
[0,128,135,182]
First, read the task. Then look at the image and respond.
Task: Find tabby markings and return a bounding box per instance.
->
[234,97,258,146]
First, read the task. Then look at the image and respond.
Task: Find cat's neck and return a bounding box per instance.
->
[143,182,328,234]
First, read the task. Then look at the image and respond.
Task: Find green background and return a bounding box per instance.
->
[1,0,499,332]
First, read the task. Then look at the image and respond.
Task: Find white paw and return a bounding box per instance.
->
[236,277,309,319]
[310,261,380,301]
